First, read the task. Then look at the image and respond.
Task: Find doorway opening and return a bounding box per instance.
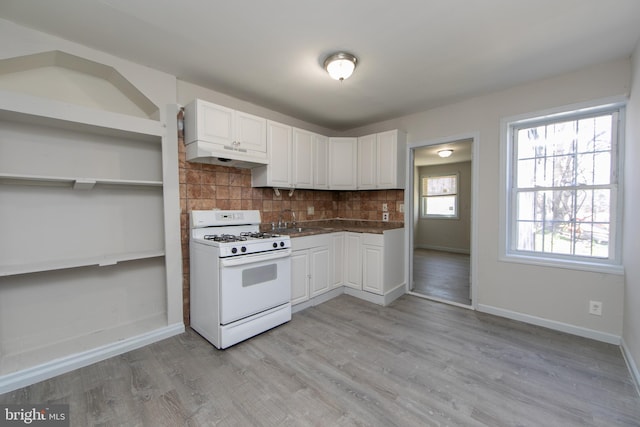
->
[406,136,478,309]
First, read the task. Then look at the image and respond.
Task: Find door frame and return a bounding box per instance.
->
[404,132,480,309]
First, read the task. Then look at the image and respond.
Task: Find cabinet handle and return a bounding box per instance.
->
[223,142,247,153]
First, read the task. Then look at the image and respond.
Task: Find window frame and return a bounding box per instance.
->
[420,173,460,219]
[500,99,625,274]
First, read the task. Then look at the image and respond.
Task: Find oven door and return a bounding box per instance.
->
[219,250,291,325]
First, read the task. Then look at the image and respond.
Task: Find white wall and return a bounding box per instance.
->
[348,58,632,340]
[0,19,176,122]
[623,41,640,382]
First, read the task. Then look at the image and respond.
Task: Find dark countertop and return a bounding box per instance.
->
[261,218,404,237]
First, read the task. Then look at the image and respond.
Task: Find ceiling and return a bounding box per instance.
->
[414,139,472,167]
[1,1,640,131]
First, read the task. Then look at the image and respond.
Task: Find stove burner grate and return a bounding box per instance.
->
[203,234,248,243]
[240,231,282,239]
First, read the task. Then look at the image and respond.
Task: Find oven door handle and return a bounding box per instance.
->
[220,249,292,267]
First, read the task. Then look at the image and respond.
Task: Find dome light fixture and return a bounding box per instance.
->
[438,149,454,158]
[324,52,357,81]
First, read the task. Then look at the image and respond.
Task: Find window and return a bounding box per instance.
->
[504,104,623,268]
[421,174,458,218]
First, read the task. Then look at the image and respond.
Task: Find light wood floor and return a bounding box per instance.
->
[413,249,471,305]
[1,295,639,426]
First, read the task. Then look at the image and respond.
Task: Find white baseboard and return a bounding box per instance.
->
[621,338,640,396]
[344,283,406,306]
[0,323,185,394]
[477,304,621,345]
[382,283,407,306]
[292,287,344,313]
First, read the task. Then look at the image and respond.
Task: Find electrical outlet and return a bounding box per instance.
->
[589,300,602,316]
[399,203,404,213]
[382,212,389,222]
[307,206,314,215]
[382,203,388,212]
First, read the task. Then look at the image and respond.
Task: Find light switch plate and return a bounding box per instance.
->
[589,300,602,316]
[307,206,314,215]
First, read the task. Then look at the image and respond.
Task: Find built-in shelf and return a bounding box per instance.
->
[0,90,164,142]
[0,173,163,188]
[0,250,166,277]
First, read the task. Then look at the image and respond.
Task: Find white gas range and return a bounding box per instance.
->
[189,209,292,349]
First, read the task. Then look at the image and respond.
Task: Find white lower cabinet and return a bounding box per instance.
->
[291,229,405,305]
[291,234,332,305]
[291,250,310,305]
[310,246,330,296]
[344,232,362,290]
[331,233,344,288]
[342,230,405,296]
[362,234,384,294]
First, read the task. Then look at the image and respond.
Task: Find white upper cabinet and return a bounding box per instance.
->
[189,101,234,145]
[357,133,377,189]
[235,110,268,155]
[329,137,358,190]
[377,129,407,189]
[251,120,292,188]
[251,124,404,190]
[357,130,407,190]
[184,99,267,163]
[313,134,329,189]
[292,128,314,188]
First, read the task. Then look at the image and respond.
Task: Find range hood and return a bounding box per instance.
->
[185,141,269,169]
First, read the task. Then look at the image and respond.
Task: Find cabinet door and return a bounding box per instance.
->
[357,134,377,189]
[291,250,310,305]
[266,121,292,187]
[235,110,266,155]
[377,130,406,189]
[329,137,357,190]
[313,134,329,189]
[310,246,330,296]
[197,101,234,146]
[362,244,384,295]
[344,232,362,289]
[331,233,344,288]
[292,128,314,188]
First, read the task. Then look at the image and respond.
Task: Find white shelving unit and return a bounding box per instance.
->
[0,49,183,394]
[0,91,167,278]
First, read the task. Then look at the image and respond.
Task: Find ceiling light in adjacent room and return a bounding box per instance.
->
[324,52,357,81]
[438,149,453,158]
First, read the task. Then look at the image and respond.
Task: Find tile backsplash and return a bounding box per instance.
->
[179,136,403,325]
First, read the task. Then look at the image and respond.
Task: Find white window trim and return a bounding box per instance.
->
[420,173,460,219]
[499,96,626,275]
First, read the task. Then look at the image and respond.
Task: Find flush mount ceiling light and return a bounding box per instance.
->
[438,149,454,158]
[324,52,357,81]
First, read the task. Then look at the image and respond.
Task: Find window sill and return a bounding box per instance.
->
[500,253,624,276]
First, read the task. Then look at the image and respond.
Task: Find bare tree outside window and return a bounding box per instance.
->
[512,112,617,259]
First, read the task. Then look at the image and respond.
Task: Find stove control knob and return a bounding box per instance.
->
[280,241,285,247]
[241,246,247,253]
[272,242,278,248]
[231,247,238,254]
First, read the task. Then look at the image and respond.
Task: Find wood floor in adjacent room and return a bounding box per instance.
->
[413,248,471,305]
[1,295,639,426]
